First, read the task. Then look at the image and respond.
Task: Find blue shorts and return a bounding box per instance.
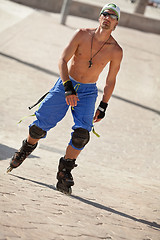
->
[30,76,98,150]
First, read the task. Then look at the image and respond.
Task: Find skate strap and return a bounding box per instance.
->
[92,125,100,138]
[18,92,49,124]
[71,83,80,111]
[28,92,49,110]
[18,113,36,124]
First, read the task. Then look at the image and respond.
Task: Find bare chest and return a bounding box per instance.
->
[75,37,114,66]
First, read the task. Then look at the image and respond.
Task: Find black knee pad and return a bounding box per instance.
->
[29,125,46,139]
[72,128,90,149]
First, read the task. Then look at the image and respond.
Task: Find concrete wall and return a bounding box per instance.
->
[120,11,160,34]
[11,0,63,12]
[11,0,160,34]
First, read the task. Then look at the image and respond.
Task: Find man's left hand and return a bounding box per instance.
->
[93,110,102,123]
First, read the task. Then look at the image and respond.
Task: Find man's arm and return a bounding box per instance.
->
[94,47,123,122]
[58,29,82,107]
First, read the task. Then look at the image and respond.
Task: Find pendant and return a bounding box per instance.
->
[88,59,92,68]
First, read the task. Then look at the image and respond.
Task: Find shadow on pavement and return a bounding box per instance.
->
[0,52,59,77]
[72,194,160,231]
[10,173,56,190]
[0,143,39,160]
[9,174,160,230]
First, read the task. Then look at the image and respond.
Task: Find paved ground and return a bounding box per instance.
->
[0,1,160,240]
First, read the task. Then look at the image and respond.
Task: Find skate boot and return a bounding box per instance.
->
[56,157,77,195]
[7,139,38,173]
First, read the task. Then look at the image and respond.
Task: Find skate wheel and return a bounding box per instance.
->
[6,166,13,173]
[67,187,72,195]
[62,187,72,195]
[56,182,72,195]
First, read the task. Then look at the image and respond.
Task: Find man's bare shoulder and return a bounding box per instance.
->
[110,36,122,50]
[75,28,96,37]
[110,36,123,58]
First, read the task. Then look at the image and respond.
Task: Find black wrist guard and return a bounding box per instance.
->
[97,101,108,119]
[63,80,76,97]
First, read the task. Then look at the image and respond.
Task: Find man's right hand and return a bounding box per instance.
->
[66,94,79,107]
[63,80,79,107]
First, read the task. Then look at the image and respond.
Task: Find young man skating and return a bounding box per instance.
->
[7,4,123,194]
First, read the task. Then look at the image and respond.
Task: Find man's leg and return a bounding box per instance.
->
[7,125,46,173]
[65,145,81,159]
[56,128,90,194]
[7,78,69,173]
[27,135,40,145]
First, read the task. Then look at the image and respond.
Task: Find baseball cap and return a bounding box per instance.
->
[100,3,120,20]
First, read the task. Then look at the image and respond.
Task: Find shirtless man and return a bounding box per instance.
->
[7,3,123,194]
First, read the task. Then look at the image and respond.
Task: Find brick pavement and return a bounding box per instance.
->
[0,1,160,240]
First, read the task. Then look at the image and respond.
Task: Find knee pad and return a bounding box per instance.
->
[72,128,90,149]
[29,125,46,139]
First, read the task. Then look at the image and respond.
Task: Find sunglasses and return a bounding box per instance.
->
[101,12,118,20]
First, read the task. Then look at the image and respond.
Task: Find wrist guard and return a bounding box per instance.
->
[97,101,108,119]
[63,80,76,97]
